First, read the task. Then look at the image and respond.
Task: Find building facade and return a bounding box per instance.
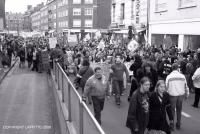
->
[40,5,48,31]
[110,0,147,34]
[6,12,23,32]
[149,0,200,50]
[31,11,41,31]
[0,0,5,30]
[23,5,33,32]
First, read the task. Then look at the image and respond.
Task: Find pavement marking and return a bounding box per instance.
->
[182,111,191,118]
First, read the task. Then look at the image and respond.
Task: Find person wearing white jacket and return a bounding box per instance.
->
[165,63,189,130]
[192,67,200,108]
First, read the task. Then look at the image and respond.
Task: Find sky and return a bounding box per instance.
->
[5,0,47,13]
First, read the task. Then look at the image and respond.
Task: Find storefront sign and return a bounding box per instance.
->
[136,0,140,24]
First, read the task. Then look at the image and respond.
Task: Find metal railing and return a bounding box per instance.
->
[53,61,105,134]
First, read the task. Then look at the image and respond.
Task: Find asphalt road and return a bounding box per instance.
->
[0,62,54,134]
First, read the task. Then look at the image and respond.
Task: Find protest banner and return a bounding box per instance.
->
[49,37,57,48]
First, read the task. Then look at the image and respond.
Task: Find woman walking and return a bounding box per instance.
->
[126,77,151,134]
[147,80,173,134]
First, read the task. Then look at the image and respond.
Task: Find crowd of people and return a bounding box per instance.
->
[1,33,200,134]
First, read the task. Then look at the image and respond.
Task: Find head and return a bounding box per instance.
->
[139,77,151,93]
[172,63,179,71]
[143,62,152,73]
[81,59,90,66]
[94,67,102,79]
[155,80,166,94]
[115,53,122,63]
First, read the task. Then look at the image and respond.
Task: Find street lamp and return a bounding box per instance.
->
[91,5,98,38]
[146,0,150,44]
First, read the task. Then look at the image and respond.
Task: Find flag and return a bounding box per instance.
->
[127,39,139,52]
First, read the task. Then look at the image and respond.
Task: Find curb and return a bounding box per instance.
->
[0,58,19,85]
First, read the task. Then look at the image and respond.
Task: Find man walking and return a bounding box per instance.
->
[82,67,110,125]
[109,54,129,105]
[166,63,189,130]
[192,66,200,108]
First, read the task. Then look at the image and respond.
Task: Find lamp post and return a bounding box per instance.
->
[146,0,150,44]
[92,5,98,38]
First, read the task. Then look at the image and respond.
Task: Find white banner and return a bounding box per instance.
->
[0,18,3,31]
[49,37,57,48]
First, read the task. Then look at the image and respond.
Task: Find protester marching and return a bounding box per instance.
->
[1,31,200,134]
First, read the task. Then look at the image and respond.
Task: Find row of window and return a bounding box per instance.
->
[73,0,93,4]
[58,10,68,17]
[73,19,92,27]
[73,8,93,16]
[58,0,68,7]
[41,11,48,17]
[41,18,48,24]
[59,21,68,28]
[156,0,196,12]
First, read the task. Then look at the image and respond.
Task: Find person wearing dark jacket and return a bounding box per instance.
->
[126,77,151,134]
[147,80,173,134]
[129,54,143,77]
[27,48,33,69]
[137,62,158,92]
[76,59,94,92]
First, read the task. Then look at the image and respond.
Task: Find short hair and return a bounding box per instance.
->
[139,77,150,85]
[172,63,179,70]
[82,59,90,66]
[94,67,101,72]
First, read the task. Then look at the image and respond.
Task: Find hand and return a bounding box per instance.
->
[134,128,139,132]
[106,96,110,100]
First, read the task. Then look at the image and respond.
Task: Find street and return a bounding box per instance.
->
[0,62,54,134]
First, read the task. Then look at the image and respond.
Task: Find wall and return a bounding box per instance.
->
[96,0,111,29]
[150,0,200,22]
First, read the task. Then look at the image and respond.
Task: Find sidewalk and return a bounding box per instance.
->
[0,57,18,84]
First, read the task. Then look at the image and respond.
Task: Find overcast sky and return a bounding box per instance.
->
[5,0,47,13]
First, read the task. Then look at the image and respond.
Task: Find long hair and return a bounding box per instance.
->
[155,80,166,92]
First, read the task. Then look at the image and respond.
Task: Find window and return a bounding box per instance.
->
[73,0,81,4]
[63,10,68,16]
[73,19,81,27]
[120,3,125,20]
[155,0,167,12]
[179,0,196,8]
[85,8,93,15]
[73,8,81,16]
[85,20,92,27]
[112,4,116,22]
[85,0,93,4]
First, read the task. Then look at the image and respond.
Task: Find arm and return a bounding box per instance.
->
[127,92,139,131]
[123,64,130,81]
[82,79,92,100]
[165,93,173,121]
[192,68,200,80]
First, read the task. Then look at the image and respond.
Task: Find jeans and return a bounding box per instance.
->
[91,96,105,125]
[169,95,184,127]
[112,80,124,103]
[193,88,200,107]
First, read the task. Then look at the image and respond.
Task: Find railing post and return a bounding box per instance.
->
[53,60,55,75]
[58,66,60,90]
[62,73,64,102]
[68,82,72,122]
[79,101,84,134]
[55,63,57,82]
